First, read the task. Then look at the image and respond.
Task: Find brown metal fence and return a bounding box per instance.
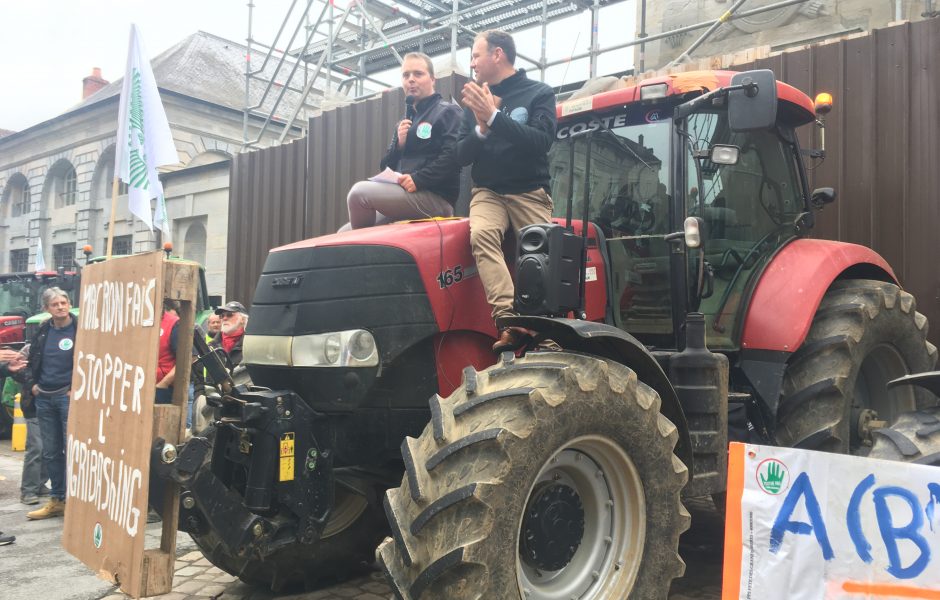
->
[228,20,940,347]
[227,137,307,306]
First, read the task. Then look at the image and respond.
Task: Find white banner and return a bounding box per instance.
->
[723,442,940,600]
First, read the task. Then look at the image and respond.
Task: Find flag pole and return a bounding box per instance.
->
[107,177,119,259]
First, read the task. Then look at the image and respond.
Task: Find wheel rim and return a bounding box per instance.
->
[321,489,368,538]
[852,343,916,450]
[516,436,645,600]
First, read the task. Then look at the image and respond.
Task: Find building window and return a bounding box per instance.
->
[10,249,29,272]
[51,162,78,209]
[111,235,133,256]
[12,181,30,217]
[94,152,128,200]
[183,222,207,266]
[53,243,74,270]
[60,167,77,207]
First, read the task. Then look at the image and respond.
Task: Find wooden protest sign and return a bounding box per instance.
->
[63,251,197,598]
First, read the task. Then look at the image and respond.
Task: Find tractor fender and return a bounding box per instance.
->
[503,315,693,472]
[740,239,896,352]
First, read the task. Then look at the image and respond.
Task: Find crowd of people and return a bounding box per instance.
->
[346,29,557,351]
[0,286,249,533]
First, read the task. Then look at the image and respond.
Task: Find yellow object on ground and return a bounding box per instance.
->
[11,393,26,451]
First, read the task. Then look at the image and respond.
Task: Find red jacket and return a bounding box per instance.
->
[156,311,180,382]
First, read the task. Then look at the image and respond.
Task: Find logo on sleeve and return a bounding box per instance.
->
[416,122,433,139]
[510,107,529,124]
[59,338,73,351]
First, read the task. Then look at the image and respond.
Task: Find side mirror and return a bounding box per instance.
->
[728,70,778,132]
[811,187,836,209]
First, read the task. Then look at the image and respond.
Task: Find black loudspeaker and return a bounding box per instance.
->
[514,223,584,316]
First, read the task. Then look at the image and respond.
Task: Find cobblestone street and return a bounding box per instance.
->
[96,498,724,600]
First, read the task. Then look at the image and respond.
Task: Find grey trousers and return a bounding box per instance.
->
[21,417,47,496]
[346,180,453,229]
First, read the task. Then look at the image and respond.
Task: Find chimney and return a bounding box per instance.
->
[83,67,109,99]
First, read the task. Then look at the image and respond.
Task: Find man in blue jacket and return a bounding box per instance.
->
[346,52,462,229]
[456,29,557,352]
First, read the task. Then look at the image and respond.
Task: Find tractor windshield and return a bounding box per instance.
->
[549,112,677,344]
[0,278,42,318]
[684,110,805,348]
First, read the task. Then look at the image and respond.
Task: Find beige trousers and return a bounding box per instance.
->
[469,186,553,322]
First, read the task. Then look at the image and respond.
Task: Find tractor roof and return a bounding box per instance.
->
[0,271,77,282]
[557,70,816,127]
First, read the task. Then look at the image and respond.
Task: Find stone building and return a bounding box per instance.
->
[0,31,306,300]
[640,0,934,70]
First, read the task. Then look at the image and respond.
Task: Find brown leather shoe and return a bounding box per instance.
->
[27,498,65,520]
[492,326,532,353]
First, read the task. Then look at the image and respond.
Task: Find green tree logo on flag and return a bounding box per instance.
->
[127,69,150,192]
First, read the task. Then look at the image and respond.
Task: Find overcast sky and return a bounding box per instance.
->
[1,0,637,132]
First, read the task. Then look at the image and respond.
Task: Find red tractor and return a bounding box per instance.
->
[159,70,938,599]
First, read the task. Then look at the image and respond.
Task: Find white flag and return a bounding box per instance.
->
[114,24,177,236]
[35,237,46,271]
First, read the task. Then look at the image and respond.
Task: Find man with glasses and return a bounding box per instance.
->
[211,301,248,370]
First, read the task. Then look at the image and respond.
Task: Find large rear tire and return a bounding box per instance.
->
[776,280,937,454]
[378,351,690,600]
[868,407,940,466]
[188,428,388,592]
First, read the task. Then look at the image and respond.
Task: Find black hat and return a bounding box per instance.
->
[215,301,248,316]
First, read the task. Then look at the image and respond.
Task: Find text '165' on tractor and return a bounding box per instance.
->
[150,70,940,599]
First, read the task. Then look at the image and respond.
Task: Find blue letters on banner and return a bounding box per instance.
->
[770,472,835,560]
[873,486,931,579]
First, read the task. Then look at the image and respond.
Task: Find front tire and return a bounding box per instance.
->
[776,280,937,454]
[378,351,690,600]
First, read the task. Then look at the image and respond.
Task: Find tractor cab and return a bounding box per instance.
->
[1,270,82,342]
[550,70,821,351]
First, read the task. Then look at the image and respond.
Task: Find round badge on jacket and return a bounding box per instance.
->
[59,338,73,351]
[416,122,433,139]
[510,107,529,124]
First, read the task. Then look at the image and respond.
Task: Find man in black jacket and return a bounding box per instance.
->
[456,30,557,352]
[346,52,462,229]
[23,287,76,520]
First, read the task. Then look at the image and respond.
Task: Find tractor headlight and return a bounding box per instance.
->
[243,329,379,368]
[322,334,342,364]
[349,330,376,361]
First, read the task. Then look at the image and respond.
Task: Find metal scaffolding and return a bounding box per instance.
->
[243,0,632,148]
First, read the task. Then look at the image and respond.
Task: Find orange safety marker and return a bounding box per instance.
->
[11,393,26,451]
